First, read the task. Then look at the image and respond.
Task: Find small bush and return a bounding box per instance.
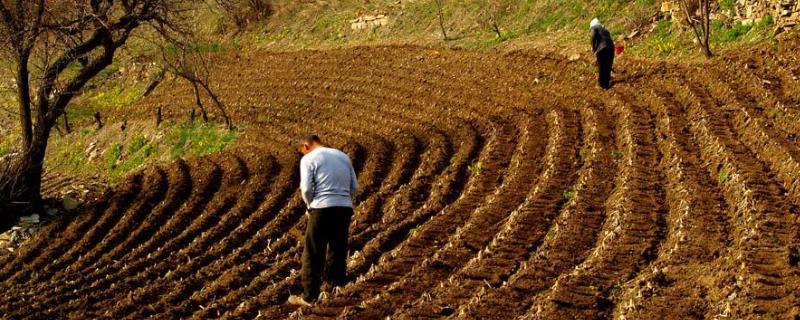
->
[216,0,273,33]
[718,169,731,184]
[108,143,123,170]
[468,162,484,175]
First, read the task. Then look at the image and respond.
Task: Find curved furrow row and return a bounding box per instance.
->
[107,154,289,319]
[614,88,731,319]
[387,109,571,319]
[696,71,800,207]
[21,158,226,313]
[291,118,517,320]
[671,79,799,318]
[528,90,666,320]
[219,124,478,319]
[720,64,800,138]
[50,160,192,283]
[349,133,421,248]
[396,108,580,319]
[5,167,165,294]
[132,138,367,318]
[3,167,168,319]
[160,137,389,318]
[458,102,617,319]
[0,173,136,286]
[49,154,252,318]
[349,114,544,319]
[0,188,116,283]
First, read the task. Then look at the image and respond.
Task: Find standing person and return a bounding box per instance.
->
[590,18,615,89]
[288,134,358,307]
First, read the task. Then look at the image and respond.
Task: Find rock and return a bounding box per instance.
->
[20,214,40,224]
[62,196,79,210]
[660,1,675,13]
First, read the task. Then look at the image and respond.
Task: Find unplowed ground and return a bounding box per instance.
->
[1,45,800,319]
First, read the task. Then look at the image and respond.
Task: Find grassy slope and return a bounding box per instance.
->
[231,0,777,57]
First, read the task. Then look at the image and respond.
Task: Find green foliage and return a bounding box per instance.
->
[766,106,784,119]
[0,134,16,157]
[88,84,142,110]
[719,0,737,12]
[128,135,149,154]
[718,168,731,184]
[167,123,236,159]
[563,189,577,200]
[713,17,773,43]
[468,161,484,175]
[612,150,624,160]
[108,143,123,170]
[628,18,680,58]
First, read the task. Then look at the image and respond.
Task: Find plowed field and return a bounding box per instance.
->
[1,45,799,319]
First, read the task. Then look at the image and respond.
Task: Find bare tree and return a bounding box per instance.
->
[679,0,713,57]
[487,0,504,39]
[0,0,197,225]
[160,44,233,130]
[215,0,272,33]
[434,0,448,40]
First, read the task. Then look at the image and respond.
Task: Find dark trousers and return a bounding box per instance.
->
[301,206,353,301]
[597,46,615,89]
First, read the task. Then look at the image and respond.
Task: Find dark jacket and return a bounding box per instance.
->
[590,25,614,55]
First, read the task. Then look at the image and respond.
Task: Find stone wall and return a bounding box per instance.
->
[737,0,799,28]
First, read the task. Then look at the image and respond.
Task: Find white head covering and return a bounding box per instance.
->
[590,18,602,29]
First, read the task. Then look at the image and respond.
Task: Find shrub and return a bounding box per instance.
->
[216,0,273,33]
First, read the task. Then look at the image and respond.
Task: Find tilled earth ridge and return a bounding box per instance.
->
[0,45,799,320]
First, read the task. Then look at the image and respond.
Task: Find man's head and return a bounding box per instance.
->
[299,134,322,155]
[590,18,602,29]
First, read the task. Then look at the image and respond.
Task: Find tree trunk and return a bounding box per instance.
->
[435,0,448,40]
[16,54,33,149]
[200,82,233,130]
[191,81,209,123]
[63,111,72,134]
[3,124,51,217]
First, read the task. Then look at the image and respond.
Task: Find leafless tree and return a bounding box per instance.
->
[679,0,713,57]
[215,0,272,33]
[159,44,233,129]
[487,0,504,39]
[434,0,448,40]
[0,0,197,225]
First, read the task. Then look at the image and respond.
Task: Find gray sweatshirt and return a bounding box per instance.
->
[300,147,358,209]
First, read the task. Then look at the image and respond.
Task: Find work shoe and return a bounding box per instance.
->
[288,295,313,307]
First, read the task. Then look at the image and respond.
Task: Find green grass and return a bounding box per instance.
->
[468,161,484,175]
[563,189,577,200]
[45,121,237,183]
[718,168,731,184]
[712,16,773,43]
[167,122,237,159]
[0,134,17,157]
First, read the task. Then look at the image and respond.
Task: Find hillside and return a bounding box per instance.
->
[1,42,800,318]
[1,1,800,319]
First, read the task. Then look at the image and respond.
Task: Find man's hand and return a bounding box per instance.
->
[305,210,310,217]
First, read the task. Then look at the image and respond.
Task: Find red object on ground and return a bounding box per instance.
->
[615,44,624,55]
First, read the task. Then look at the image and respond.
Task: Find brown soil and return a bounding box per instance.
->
[1,43,799,320]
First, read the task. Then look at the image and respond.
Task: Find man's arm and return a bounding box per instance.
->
[349,161,358,198]
[300,158,315,208]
